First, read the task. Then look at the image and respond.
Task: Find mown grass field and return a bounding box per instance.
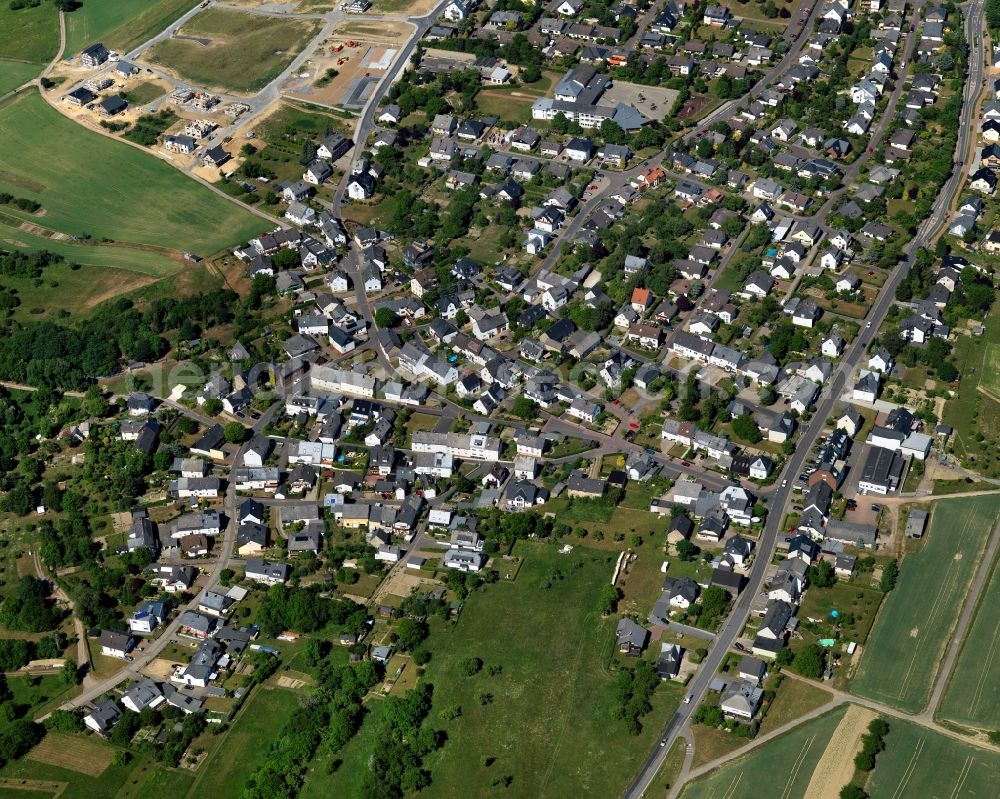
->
[0,61,43,96]
[146,8,320,94]
[680,707,848,799]
[186,685,302,799]
[851,496,1000,713]
[865,717,1000,799]
[341,541,683,799]
[938,544,1000,728]
[0,2,58,64]
[64,0,201,56]
[120,80,167,107]
[0,90,267,254]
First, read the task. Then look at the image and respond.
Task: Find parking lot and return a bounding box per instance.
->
[601,81,679,122]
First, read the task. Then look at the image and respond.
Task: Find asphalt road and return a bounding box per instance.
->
[624,1,986,794]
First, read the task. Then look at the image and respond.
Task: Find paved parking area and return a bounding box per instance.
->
[601,81,679,122]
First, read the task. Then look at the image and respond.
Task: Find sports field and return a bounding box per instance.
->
[64,0,201,57]
[865,717,1000,799]
[938,542,1000,728]
[680,707,848,799]
[0,91,266,255]
[358,541,683,799]
[146,8,321,94]
[851,496,1000,713]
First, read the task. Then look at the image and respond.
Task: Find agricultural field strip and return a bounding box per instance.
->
[851,498,1000,711]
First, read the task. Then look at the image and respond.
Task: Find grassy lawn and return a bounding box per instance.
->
[682,707,848,798]
[939,544,1000,728]
[146,8,321,94]
[0,61,42,96]
[548,436,598,459]
[0,91,267,254]
[865,716,1000,798]
[64,0,201,56]
[410,541,684,798]
[474,90,534,125]
[8,674,79,718]
[653,739,688,797]
[797,579,885,647]
[0,2,58,64]
[405,412,440,436]
[187,684,303,799]
[851,496,1000,713]
[114,760,195,799]
[121,81,167,106]
[758,677,832,735]
[689,722,751,769]
[931,479,997,495]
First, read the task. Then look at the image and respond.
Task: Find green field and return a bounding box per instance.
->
[980,342,1000,401]
[865,717,1000,799]
[121,80,167,106]
[0,90,267,255]
[0,2,59,64]
[146,8,321,94]
[64,0,201,57]
[410,542,682,798]
[187,685,302,799]
[299,698,389,799]
[938,546,1000,728]
[0,61,43,96]
[679,707,848,799]
[851,496,1000,713]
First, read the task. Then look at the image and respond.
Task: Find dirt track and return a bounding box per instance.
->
[804,704,877,799]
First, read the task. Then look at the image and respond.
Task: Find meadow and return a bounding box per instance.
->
[0,62,43,97]
[146,8,321,94]
[0,91,267,254]
[850,496,1000,713]
[306,541,684,798]
[64,0,201,57]
[680,707,848,799]
[0,2,59,64]
[185,685,303,799]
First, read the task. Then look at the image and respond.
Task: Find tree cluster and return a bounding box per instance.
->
[256,584,365,638]
[613,660,658,735]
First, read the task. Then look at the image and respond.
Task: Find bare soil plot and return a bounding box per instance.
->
[284,41,387,108]
[27,732,114,777]
[332,19,412,43]
[144,656,181,681]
